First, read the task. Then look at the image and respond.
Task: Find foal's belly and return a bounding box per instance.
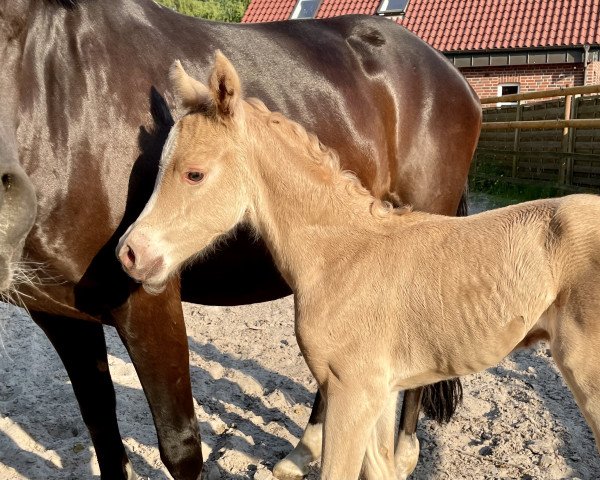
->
[394,312,535,391]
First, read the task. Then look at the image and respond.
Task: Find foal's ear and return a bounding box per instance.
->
[209,50,243,121]
[169,60,212,110]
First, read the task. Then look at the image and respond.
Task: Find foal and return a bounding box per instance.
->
[118,52,600,479]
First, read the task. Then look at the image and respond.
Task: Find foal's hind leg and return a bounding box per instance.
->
[32,312,137,480]
[551,301,600,450]
[395,388,423,479]
[273,390,324,479]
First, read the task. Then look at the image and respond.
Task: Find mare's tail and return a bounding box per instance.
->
[421,184,468,423]
[421,378,463,424]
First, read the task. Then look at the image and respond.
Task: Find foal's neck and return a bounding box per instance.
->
[246,124,391,289]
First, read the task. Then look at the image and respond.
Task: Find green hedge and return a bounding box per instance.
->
[156,0,251,22]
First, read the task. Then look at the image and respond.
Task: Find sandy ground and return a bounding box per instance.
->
[0,193,599,479]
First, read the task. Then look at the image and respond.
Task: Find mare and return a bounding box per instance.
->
[4,0,480,478]
[118,52,600,480]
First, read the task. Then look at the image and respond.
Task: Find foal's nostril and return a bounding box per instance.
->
[126,245,136,268]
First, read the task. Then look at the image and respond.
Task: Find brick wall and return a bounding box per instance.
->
[459,63,585,100]
[585,61,600,85]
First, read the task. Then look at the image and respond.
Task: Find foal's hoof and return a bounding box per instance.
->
[272,457,307,479]
[395,431,420,480]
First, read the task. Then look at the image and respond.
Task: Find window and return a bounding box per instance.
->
[377,0,410,15]
[290,0,321,19]
[497,83,520,106]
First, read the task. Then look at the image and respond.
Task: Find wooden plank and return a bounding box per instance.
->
[518,163,560,170]
[576,105,600,115]
[482,118,600,130]
[572,176,600,187]
[481,84,600,104]
[573,165,600,174]
[518,173,559,181]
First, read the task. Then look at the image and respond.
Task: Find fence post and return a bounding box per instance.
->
[512,101,522,177]
[560,95,573,184]
[565,95,579,185]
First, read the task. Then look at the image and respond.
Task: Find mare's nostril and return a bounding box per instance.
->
[2,174,11,191]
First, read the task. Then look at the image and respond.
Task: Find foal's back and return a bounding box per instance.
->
[309,195,600,386]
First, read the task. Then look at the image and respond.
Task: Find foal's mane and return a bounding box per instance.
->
[245,98,411,218]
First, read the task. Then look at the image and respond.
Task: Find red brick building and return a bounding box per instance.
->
[242,0,600,102]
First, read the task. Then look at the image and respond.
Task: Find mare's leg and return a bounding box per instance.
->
[273,390,324,479]
[321,380,390,480]
[113,279,203,480]
[32,312,137,480]
[362,392,397,480]
[395,387,423,479]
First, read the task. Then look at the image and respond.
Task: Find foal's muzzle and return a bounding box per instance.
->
[117,231,166,284]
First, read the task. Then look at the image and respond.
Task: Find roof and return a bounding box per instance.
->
[241,0,600,52]
[242,0,379,22]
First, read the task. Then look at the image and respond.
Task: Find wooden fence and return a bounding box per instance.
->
[472,84,600,190]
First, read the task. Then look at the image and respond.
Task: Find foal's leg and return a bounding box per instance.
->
[32,312,137,480]
[113,279,203,480]
[551,302,600,449]
[273,390,324,479]
[362,392,398,480]
[395,387,423,479]
[321,381,390,480]
[274,389,424,479]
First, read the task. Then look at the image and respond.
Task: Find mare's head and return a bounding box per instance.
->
[117,52,255,292]
[0,121,37,291]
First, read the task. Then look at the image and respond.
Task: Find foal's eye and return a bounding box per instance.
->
[186,171,205,184]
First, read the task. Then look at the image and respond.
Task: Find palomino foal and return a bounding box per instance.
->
[118,52,600,479]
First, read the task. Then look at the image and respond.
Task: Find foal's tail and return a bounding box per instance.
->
[421,184,468,423]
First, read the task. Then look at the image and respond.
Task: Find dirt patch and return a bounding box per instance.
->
[0,297,598,479]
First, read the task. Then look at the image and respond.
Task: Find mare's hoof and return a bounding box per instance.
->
[125,462,141,480]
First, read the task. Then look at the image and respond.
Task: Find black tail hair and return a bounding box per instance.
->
[421,184,468,424]
[421,378,463,424]
[456,183,469,217]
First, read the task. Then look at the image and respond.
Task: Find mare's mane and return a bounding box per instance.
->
[244,98,412,218]
[49,0,78,7]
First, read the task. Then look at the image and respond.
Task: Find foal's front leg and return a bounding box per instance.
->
[274,388,425,479]
[362,392,398,480]
[273,390,324,479]
[321,380,391,480]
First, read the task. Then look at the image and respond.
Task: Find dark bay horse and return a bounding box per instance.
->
[4,0,481,478]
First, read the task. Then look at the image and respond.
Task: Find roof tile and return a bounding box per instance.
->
[243,0,600,52]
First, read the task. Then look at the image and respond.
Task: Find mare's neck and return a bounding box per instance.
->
[0,0,33,139]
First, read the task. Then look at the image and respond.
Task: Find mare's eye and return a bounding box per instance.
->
[186,171,205,183]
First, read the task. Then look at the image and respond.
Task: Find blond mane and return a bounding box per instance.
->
[245,98,411,219]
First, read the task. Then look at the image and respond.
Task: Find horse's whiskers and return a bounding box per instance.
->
[13,261,65,287]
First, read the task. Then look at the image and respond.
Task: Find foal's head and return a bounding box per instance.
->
[117,52,255,291]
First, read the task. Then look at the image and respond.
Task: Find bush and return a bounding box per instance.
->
[156,0,251,22]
